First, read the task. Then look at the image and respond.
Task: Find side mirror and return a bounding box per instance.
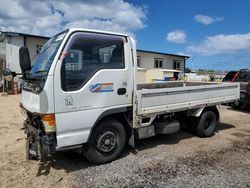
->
[3,68,16,81]
[19,47,31,76]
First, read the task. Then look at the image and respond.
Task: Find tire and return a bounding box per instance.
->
[85,118,126,164]
[196,111,218,137]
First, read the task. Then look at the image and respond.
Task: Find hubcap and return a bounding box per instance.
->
[96,131,117,153]
[204,116,213,129]
[204,120,210,129]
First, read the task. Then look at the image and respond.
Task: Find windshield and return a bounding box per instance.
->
[223,71,237,82]
[28,30,67,77]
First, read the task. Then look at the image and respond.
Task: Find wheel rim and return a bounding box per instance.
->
[204,118,212,129]
[96,130,117,154]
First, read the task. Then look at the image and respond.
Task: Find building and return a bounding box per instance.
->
[136,50,189,73]
[0,31,49,75]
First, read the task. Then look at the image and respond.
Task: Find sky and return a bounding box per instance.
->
[0,0,250,71]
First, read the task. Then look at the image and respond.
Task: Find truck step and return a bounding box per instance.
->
[136,125,155,140]
[155,120,180,134]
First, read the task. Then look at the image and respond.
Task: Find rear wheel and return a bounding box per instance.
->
[195,111,218,137]
[85,118,126,164]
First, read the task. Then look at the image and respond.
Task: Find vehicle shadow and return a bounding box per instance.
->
[217,122,235,131]
[226,106,250,114]
[36,150,91,177]
[36,122,235,176]
[134,122,235,153]
[134,130,193,152]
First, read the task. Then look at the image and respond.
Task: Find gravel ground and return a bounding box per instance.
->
[73,106,250,188]
[0,95,249,188]
[73,138,250,188]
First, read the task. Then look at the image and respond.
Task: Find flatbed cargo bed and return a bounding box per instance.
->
[136,81,239,115]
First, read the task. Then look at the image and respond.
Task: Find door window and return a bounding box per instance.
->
[61,33,125,91]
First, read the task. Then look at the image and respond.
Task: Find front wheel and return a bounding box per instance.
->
[84,118,126,164]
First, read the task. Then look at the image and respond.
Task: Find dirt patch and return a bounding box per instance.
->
[0,96,74,188]
[231,132,249,138]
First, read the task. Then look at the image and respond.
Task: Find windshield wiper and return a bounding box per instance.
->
[24,70,45,81]
[33,70,48,74]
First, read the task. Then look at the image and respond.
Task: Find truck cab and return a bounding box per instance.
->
[19,29,136,163]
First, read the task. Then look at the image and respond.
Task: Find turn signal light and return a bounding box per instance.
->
[41,114,56,132]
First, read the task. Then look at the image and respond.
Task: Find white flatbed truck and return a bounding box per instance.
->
[3,28,239,164]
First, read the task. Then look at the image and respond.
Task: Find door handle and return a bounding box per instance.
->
[117,88,126,95]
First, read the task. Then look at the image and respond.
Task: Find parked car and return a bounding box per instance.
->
[244,81,250,105]
[222,71,238,82]
[224,69,250,109]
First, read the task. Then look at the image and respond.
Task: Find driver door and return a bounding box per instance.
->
[53,31,133,148]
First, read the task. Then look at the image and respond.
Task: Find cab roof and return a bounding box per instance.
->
[68,28,129,37]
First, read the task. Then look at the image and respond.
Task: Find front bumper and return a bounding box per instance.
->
[24,114,57,160]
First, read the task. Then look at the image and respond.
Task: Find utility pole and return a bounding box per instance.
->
[1,59,7,96]
[0,30,7,96]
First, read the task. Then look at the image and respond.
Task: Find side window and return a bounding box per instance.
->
[236,71,250,82]
[137,56,141,67]
[154,58,163,68]
[61,33,125,91]
[173,60,181,69]
[65,50,83,71]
